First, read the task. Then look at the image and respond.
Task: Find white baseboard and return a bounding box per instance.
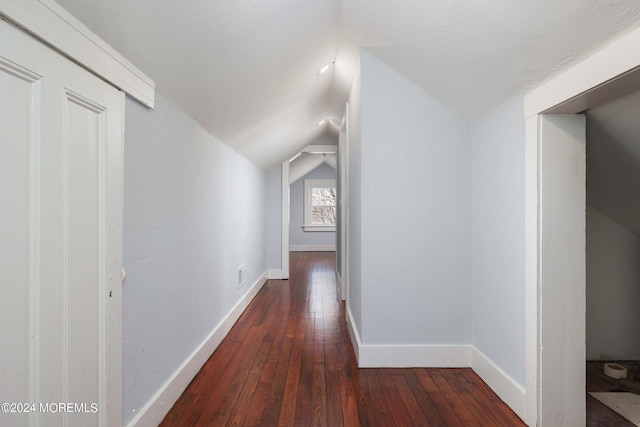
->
[358,343,472,368]
[335,271,344,301]
[289,245,336,252]
[267,269,286,279]
[470,347,526,422]
[346,304,361,363]
[126,271,268,427]
[345,305,470,367]
[345,306,525,421]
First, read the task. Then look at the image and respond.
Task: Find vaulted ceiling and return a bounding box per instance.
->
[587,88,640,237]
[56,0,640,170]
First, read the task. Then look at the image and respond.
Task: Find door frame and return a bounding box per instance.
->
[523,26,640,426]
[338,103,350,301]
[280,161,290,279]
[0,0,155,107]
[0,5,147,424]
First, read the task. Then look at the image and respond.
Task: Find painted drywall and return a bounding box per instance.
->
[346,56,363,334]
[290,163,336,248]
[58,0,640,171]
[357,50,471,344]
[289,153,326,184]
[586,206,640,360]
[123,94,266,424]
[471,98,526,387]
[311,133,339,146]
[586,90,640,236]
[266,165,282,270]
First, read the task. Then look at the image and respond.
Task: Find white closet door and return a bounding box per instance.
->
[0,17,123,427]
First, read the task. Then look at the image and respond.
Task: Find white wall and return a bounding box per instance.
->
[123,94,266,424]
[471,98,526,386]
[266,165,282,270]
[289,163,336,248]
[312,133,338,146]
[357,50,472,344]
[586,206,640,360]
[347,56,363,336]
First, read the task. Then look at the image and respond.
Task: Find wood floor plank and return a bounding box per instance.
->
[258,328,295,425]
[461,369,526,426]
[446,369,504,426]
[159,252,526,427]
[377,369,414,426]
[276,317,305,427]
[402,370,448,427]
[392,371,436,427]
[292,317,315,427]
[415,369,466,426]
[361,369,395,426]
[430,369,482,427]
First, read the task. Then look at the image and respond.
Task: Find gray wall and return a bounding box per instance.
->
[471,98,526,386]
[123,94,266,424]
[586,206,640,360]
[289,163,336,248]
[352,50,472,344]
[585,98,640,361]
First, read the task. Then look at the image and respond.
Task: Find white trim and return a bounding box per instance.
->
[267,269,286,280]
[302,225,336,232]
[357,344,472,368]
[126,271,268,427]
[281,162,290,279]
[471,347,527,422]
[524,115,540,427]
[0,0,155,108]
[346,304,361,364]
[523,25,640,427]
[301,144,337,154]
[290,245,336,252]
[352,341,527,420]
[524,26,640,118]
[304,178,337,229]
[346,306,525,420]
[340,103,350,302]
[346,306,471,367]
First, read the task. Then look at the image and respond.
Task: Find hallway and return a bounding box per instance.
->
[160,252,525,426]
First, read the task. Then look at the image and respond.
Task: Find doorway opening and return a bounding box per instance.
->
[523,27,640,426]
[584,88,640,425]
[280,139,339,287]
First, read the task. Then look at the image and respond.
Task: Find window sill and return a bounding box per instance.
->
[302,225,336,232]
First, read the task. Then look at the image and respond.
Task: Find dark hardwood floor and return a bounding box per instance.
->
[160,252,526,426]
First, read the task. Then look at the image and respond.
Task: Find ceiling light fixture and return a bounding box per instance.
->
[318,64,329,76]
[317,60,335,77]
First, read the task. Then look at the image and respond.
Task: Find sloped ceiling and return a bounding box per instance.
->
[587,89,640,236]
[55,0,640,170]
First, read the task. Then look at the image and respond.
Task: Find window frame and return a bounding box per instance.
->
[303,179,336,232]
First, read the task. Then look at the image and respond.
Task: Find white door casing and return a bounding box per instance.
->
[538,114,586,426]
[0,18,123,427]
[338,104,349,301]
[524,25,640,427]
[281,160,290,279]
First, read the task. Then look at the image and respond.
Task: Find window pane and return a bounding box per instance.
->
[312,187,336,206]
[311,206,336,225]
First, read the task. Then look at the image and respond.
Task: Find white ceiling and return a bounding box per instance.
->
[55,0,640,170]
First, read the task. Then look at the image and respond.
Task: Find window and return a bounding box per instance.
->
[303,179,336,231]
